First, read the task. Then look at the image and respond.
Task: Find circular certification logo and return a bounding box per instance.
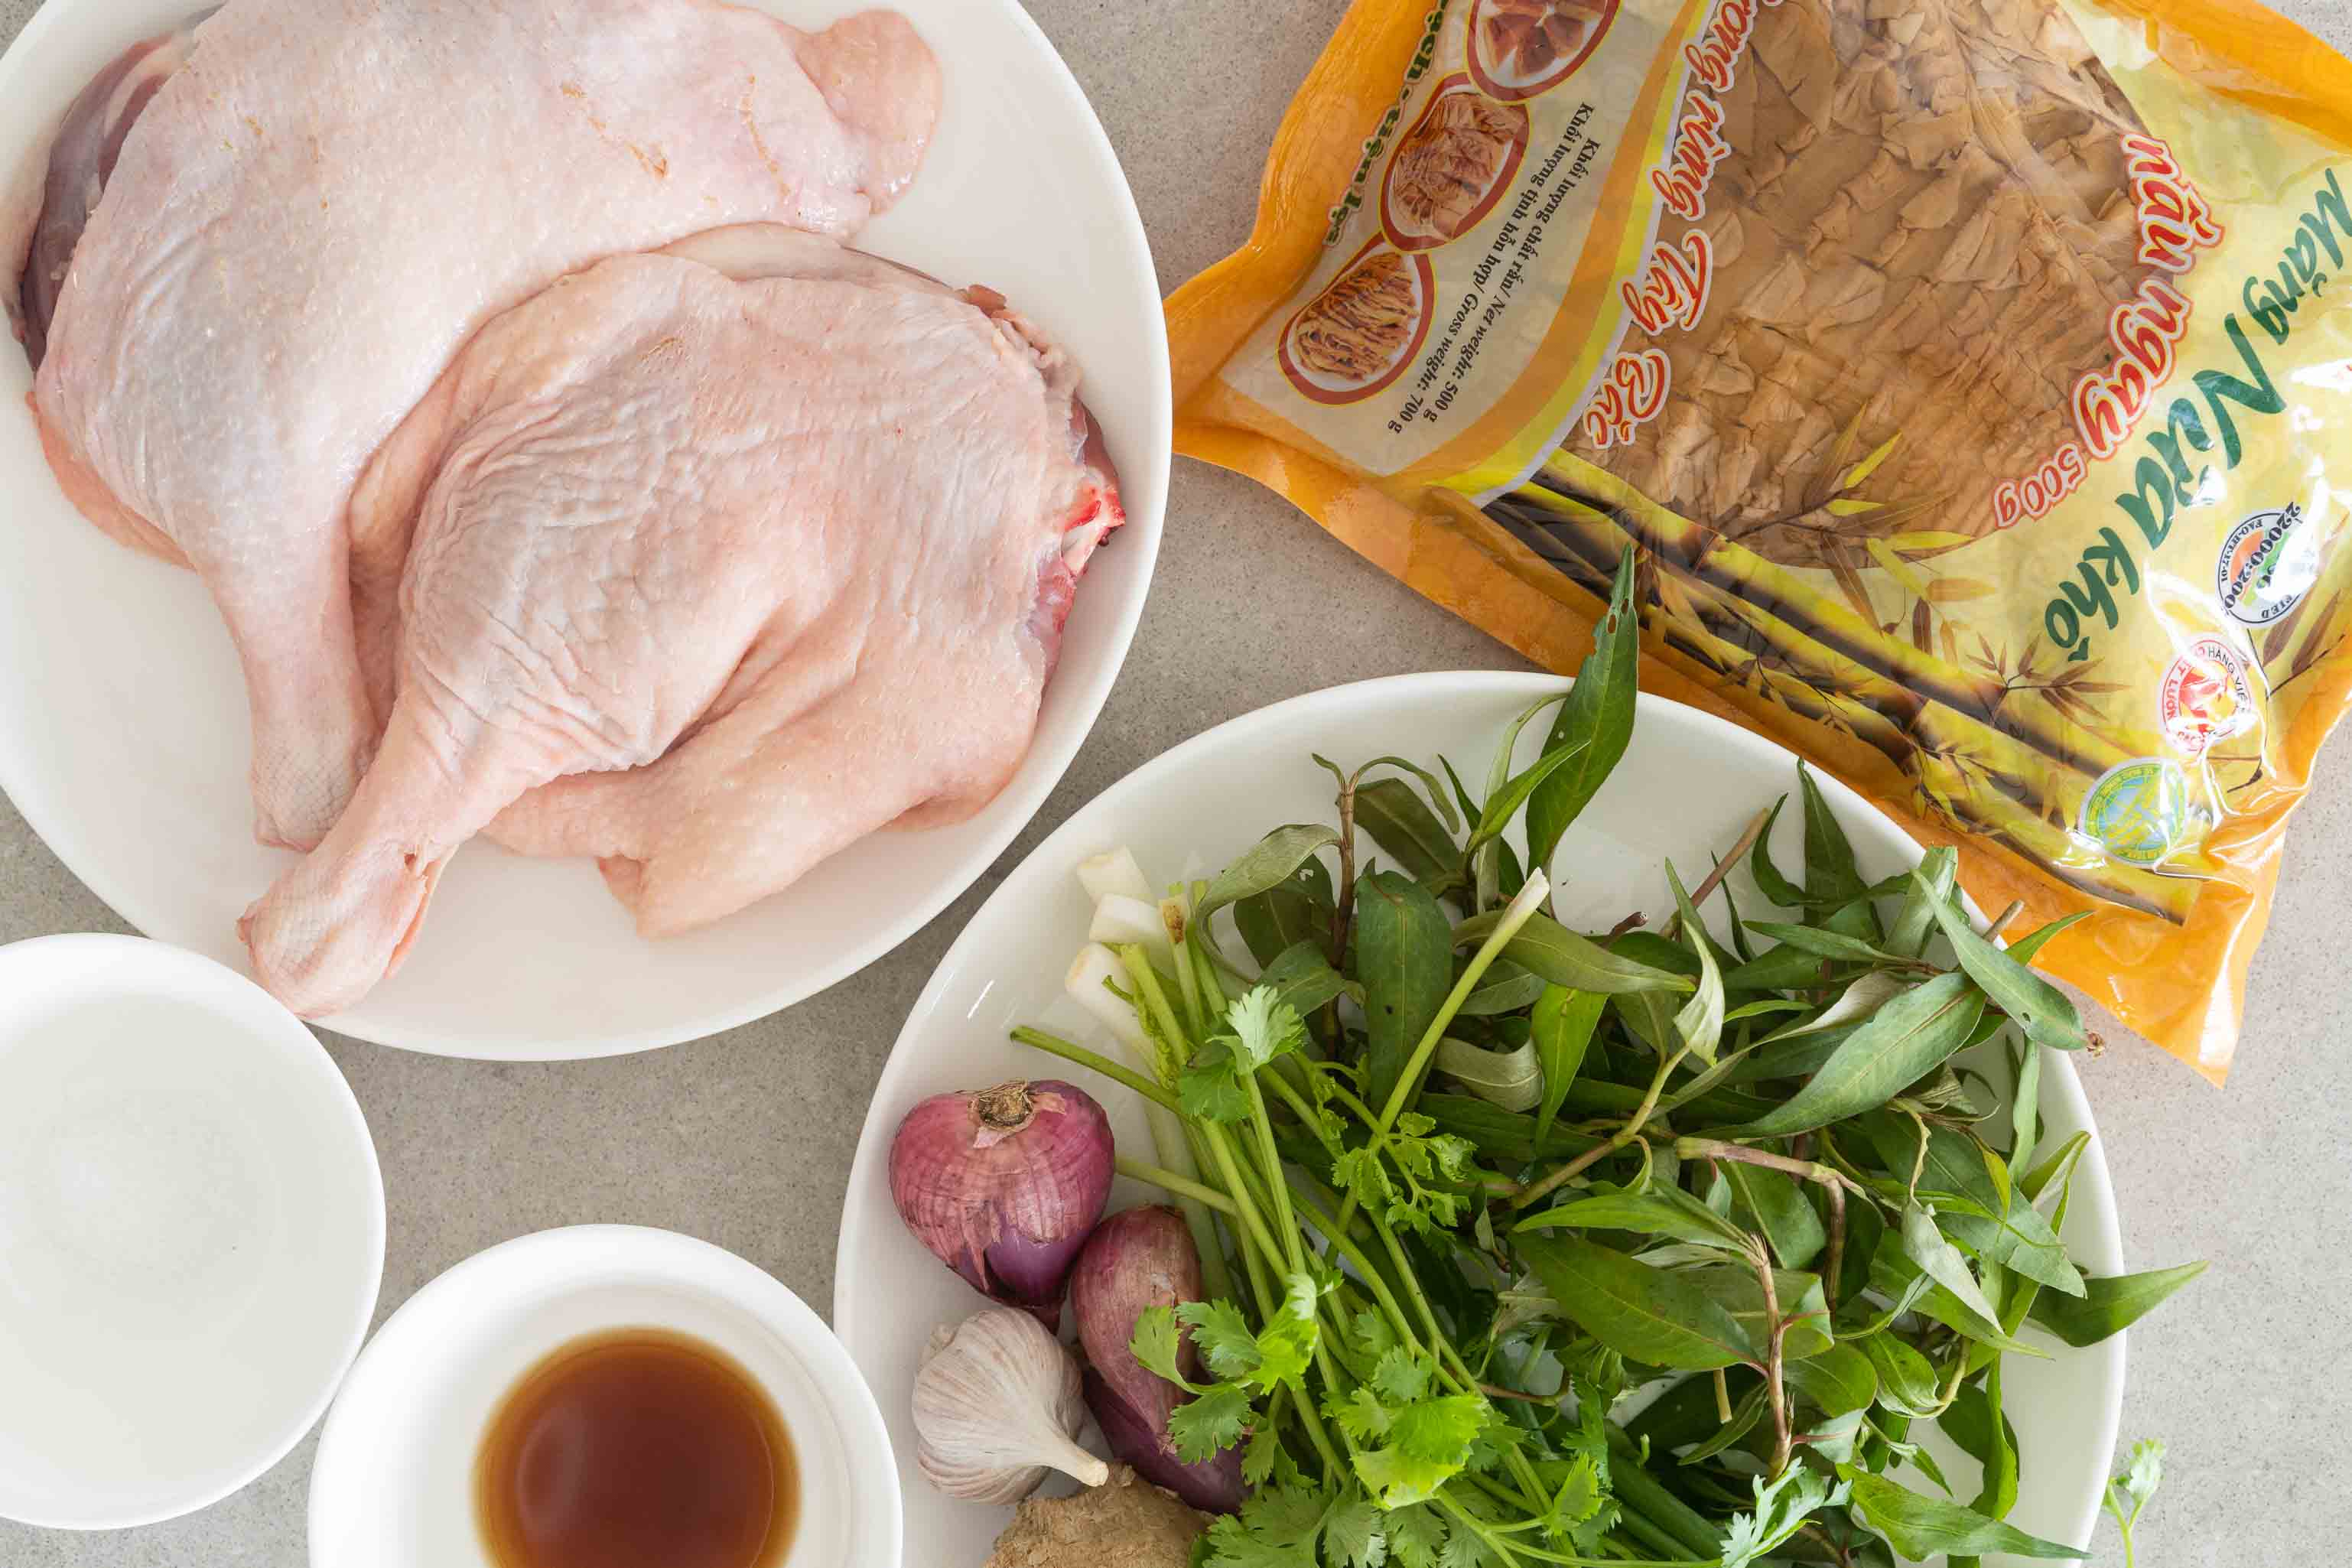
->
[2077,758,2197,867]
[2157,636,2256,760]
[2216,503,2321,626]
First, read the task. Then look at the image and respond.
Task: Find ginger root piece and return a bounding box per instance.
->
[983,1466,1209,1568]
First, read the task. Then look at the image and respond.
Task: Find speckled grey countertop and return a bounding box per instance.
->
[2,2,2347,1563]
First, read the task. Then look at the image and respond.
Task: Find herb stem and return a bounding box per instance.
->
[1479,1382,1554,1405]
[1332,775,1360,957]
[1007,1026,1182,1113]
[1514,1043,1689,1208]
[1111,1155,1238,1215]
[1666,804,1774,939]
[1604,1428,1728,1560]
[1201,1122,1289,1278]
[1285,1178,1428,1359]
[1242,1072,1306,1274]
[1754,1251,1793,1478]
[1670,1138,1864,1198]
[1368,1209,1485,1395]
[1376,869,1554,1132]
[1119,945,1194,1069]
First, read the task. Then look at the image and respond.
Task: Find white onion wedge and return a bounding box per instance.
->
[1089,894,1173,955]
[1076,847,1154,907]
[1065,944,1150,1057]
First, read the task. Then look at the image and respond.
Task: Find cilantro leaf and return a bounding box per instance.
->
[1330,1387,1394,1446]
[1388,1394,1489,1464]
[1385,1505,1447,1568]
[1355,1438,1458,1505]
[1718,1466,1847,1568]
[1335,1121,1479,1238]
[1242,1424,1282,1487]
[1326,1498,1386,1568]
[1254,1313,1317,1390]
[1373,1346,1432,1404]
[1345,1309,1400,1376]
[1199,1517,1302,1568]
[1225,986,1308,1070]
[2116,1438,2164,1517]
[1435,1520,1488,1568]
[1179,1037,1253,1124]
[2106,1437,2166,1565]
[1130,1306,1205,1393]
[1238,1484,1327,1547]
[1178,1299,1264,1382]
[1167,1381,1253,1463]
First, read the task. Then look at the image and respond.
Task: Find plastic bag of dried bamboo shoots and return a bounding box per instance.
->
[1169,0,2352,1079]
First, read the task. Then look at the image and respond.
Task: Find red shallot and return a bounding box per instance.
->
[890,1078,1114,1329]
[1070,1205,1246,1514]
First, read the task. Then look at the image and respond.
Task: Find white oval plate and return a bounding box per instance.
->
[0,0,1167,1059]
[0,934,383,1530]
[308,1225,899,1568]
[835,672,2126,1567]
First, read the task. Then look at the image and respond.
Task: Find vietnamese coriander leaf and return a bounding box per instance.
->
[1797,763,1869,909]
[1888,844,1958,958]
[1664,862,1726,1064]
[1915,870,2091,1052]
[1519,1183,1757,1257]
[1455,909,1693,996]
[1747,796,1810,909]
[2006,909,2092,965]
[1901,1202,2003,1324]
[1525,549,1640,876]
[1531,983,1602,1144]
[1356,776,1461,889]
[1198,824,1341,929]
[1515,1233,1749,1371]
[1732,972,1983,1137]
[1435,1036,1542,1112]
[2028,1261,2208,1347]
[1358,870,1455,1114]
[1840,1468,2086,1559]
[1469,730,1592,855]
[1259,939,1354,1017]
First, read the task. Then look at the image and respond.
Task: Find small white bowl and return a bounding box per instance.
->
[307,1225,899,1568]
[0,934,385,1529]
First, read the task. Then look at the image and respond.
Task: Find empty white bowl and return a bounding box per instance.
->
[0,935,385,1528]
[307,1225,899,1568]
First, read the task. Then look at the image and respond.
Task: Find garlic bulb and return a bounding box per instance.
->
[914,1306,1110,1504]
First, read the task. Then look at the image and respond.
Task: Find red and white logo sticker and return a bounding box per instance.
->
[2158,636,2256,759]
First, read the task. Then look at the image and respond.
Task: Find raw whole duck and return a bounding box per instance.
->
[21,0,939,849]
[240,226,1123,1016]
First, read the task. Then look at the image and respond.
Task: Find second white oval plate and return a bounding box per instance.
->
[834,672,2126,1568]
[0,0,1167,1058]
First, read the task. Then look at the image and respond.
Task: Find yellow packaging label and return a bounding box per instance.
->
[1172,0,2352,1079]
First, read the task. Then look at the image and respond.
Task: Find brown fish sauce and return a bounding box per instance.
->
[475,1328,797,1568]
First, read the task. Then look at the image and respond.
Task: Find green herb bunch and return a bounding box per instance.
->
[1017,558,2201,1567]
